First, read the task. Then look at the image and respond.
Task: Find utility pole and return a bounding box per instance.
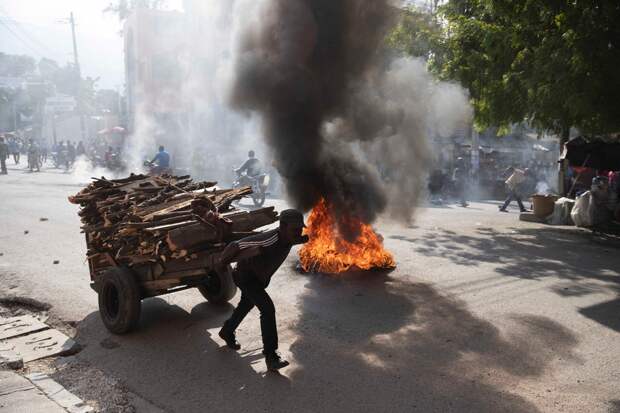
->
[69,12,87,142]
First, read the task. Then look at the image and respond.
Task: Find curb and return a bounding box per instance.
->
[26,373,93,413]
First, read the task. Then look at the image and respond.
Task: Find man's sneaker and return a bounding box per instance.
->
[218,328,241,350]
[265,352,290,371]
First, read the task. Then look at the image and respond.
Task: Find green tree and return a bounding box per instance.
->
[436,0,620,137]
[387,5,444,63]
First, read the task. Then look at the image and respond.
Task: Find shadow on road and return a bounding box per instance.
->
[287,272,578,412]
[393,226,620,295]
[579,297,620,332]
[70,270,580,412]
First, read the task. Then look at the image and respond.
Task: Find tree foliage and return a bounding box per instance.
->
[0,53,36,77]
[390,1,620,136]
[104,0,168,21]
[0,53,119,131]
[386,6,444,63]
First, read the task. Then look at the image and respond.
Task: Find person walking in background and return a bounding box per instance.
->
[499,167,530,212]
[67,141,77,167]
[27,139,41,172]
[40,141,48,164]
[8,138,20,164]
[0,136,9,174]
[76,141,86,157]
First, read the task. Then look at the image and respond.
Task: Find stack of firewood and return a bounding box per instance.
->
[69,174,278,266]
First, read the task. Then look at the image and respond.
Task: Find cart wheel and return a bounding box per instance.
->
[98,267,141,334]
[198,265,237,305]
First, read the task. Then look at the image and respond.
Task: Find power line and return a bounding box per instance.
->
[0,18,59,56]
[0,7,66,58]
[0,19,48,58]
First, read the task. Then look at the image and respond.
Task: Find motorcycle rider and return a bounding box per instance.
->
[149,145,170,175]
[236,150,263,178]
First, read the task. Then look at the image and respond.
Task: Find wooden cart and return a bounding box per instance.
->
[86,233,236,334]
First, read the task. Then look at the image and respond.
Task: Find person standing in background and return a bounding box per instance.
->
[0,136,9,174]
[453,157,469,207]
[8,138,20,164]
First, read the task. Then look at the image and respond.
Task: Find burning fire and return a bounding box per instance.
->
[300,198,396,274]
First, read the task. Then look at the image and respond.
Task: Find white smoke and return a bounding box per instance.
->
[122,1,268,186]
[119,1,472,221]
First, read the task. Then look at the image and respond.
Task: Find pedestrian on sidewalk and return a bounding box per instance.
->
[218,209,308,371]
[453,157,469,207]
[0,136,9,174]
[499,167,530,212]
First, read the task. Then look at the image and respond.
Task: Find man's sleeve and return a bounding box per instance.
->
[237,232,279,251]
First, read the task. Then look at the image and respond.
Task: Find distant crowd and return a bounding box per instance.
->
[0,133,124,174]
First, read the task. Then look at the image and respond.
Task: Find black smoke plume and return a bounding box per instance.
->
[229,0,396,234]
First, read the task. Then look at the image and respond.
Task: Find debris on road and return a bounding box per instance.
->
[53,260,60,265]
[24,230,29,234]
[0,349,23,370]
[0,320,78,363]
[0,296,52,313]
[0,315,49,340]
[39,218,49,222]
[69,174,278,266]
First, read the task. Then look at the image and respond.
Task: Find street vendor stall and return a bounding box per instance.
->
[563,135,620,171]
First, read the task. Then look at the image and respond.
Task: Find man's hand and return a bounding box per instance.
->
[218,242,240,267]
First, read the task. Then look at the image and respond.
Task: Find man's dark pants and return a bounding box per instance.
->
[222,272,278,355]
[1,157,7,174]
[501,189,526,211]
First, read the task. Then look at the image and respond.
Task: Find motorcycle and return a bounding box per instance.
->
[233,170,270,207]
[105,152,126,172]
[52,150,70,170]
[143,160,172,176]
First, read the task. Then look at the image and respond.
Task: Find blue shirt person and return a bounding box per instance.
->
[151,146,170,168]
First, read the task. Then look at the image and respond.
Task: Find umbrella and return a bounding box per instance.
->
[97,126,127,136]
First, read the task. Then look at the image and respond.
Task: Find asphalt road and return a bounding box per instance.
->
[1,163,619,413]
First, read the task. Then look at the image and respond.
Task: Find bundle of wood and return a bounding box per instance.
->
[69,174,278,266]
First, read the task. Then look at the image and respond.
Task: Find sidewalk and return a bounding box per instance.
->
[0,371,65,413]
[0,371,92,413]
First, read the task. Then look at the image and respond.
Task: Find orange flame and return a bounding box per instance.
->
[299,198,396,274]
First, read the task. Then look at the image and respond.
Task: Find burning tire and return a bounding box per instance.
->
[198,265,237,305]
[98,267,142,334]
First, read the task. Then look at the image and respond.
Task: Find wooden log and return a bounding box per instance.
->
[144,220,197,233]
[228,207,278,232]
[166,222,219,252]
